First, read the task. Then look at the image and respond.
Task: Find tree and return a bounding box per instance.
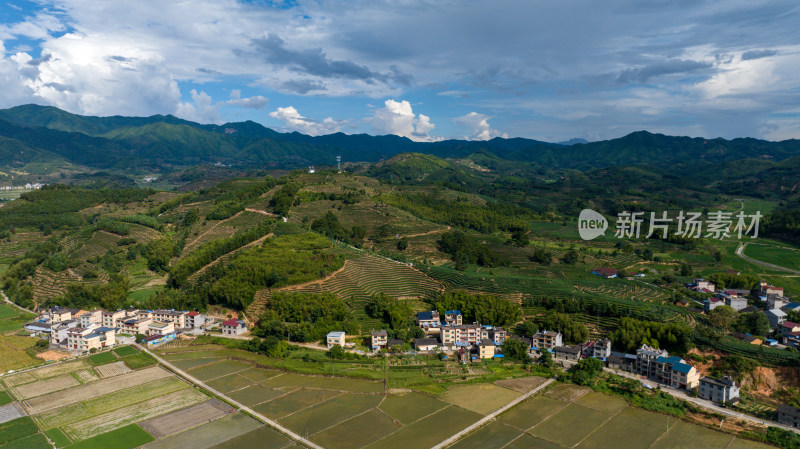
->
[708,305,737,331]
[734,312,770,336]
[327,345,346,359]
[561,249,579,264]
[397,238,409,251]
[530,248,552,266]
[539,350,554,368]
[679,263,692,277]
[502,338,531,363]
[511,230,529,247]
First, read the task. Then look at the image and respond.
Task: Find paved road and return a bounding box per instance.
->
[138,344,322,449]
[606,367,800,434]
[433,378,556,449]
[736,242,800,275]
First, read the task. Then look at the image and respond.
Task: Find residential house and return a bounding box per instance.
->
[444,310,462,326]
[371,329,388,351]
[761,282,785,297]
[606,354,624,370]
[778,405,800,428]
[636,345,699,390]
[592,267,618,278]
[699,376,740,404]
[387,339,404,350]
[416,311,441,329]
[79,309,103,327]
[717,292,748,311]
[533,331,563,351]
[118,317,152,335]
[783,332,800,348]
[151,310,187,328]
[704,298,724,312]
[780,322,800,337]
[147,321,175,336]
[24,322,51,335]
[441,324,482,346]
[768,309,788,328]
[478,340,496,359]
[326,331,346,348]
[66,325,116,353]
[185,311,206,329]
[102,310,127,328]
[414,337,439,351]
[221,319,247,336]
[768,295,789,310]
[554,345,581,361]
[49,320,78,347]
[480,326,507,344]
[48,306,76,323]
[592,338,612,359]
[694,279,716,292]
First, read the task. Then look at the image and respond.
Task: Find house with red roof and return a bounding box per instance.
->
[221,319,247,336]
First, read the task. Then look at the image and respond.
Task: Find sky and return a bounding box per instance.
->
[0,0,799,143]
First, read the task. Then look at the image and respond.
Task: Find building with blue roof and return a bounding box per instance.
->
[637,344,699,390]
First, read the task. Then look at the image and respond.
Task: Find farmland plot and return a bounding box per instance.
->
[139,399,230,439]
[24,366,171,414]
[94,361,132,378]
[64,388,207,440]
[11,375,78,400]
[142,413,262,449]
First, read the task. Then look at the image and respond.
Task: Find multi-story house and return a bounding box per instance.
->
[118,317,153,335]
[699,376,740,404]
[637,345,699,390]
[636,344,668,379]
[185,311,206,328]
[102,310,127,328]
[592,338,612,359]
[768,309,788,328]
[694,278,716,292]
[478,340,495,359]
[147,321,175,336]
[48,306,76,323]
[371,329,388,351]
[151,310,187,328]
[761,282,785,297]
[554,345,581,361]
[221,319,247,336]
[416,311,441,329]
[480,326,507,344]
[66,325,116,352]
[444,310,462,326]
[441,324,482,346]
[79,309,103,328]
[533,331,563,351]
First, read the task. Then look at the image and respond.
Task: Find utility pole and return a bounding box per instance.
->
[337,155,342,173]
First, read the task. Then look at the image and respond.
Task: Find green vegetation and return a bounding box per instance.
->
[254,291,360,342]
[120,352,157,369]
[65,424,154,449]
[0,391,12,406]
[87,351,118,366]
[0,417,39,446]
[430,290,521,328]
[43,428,71,448]
[112,346,138,357]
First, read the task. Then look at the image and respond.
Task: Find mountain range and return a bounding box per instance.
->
[0,104,799,185]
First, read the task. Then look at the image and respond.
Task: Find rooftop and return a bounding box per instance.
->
[327,331,345,338]
[222,319,245,327]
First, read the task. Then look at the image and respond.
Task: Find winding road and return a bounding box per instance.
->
[735,242,800,275]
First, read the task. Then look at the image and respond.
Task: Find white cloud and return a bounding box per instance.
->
[177,90,271,124]
[224,90,269,109]
[269,106,345,136]
[369,99,442,142]
[454,112,507,140]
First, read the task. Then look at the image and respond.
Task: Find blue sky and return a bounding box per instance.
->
[1,0,799,142]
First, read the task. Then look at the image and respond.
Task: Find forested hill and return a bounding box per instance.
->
[1,104,799,175]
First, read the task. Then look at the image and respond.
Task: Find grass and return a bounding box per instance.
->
[142,413,261,449]
[252,389,337,419]
[120,352,157,370]
[0,335,40,373]
[227,384,285,407]
[441,384,520,415]
[87,351,118,366]
[112,346,138,357]
[205,373,255,394]
[65,424,154,449]
[185,360,252,381]
[363,406,481,449]
[43,428,71,448]
[0,417,39,446]
[649,420,733,449]
[498,396,566,430]
[0,392,11,406]
[743,243,800,271]
[575,407,667,449]
[279,393,383,436]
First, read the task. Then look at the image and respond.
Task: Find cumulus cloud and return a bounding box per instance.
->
[454,112,507,141]
[369,99,441,142]
[177,90,270,123]
[269,106,345,136]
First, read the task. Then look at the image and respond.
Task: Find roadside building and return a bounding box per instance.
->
[760,283,785,297]
[416,311,441,329]
[414,337,439,351]
[554,345,581,361]
[371,329,388,351]
[694,279,716,292]
[592,338,612,359]
[636,344,668,378]
[79,309,103,327]
[780,322,800,337]
[326,331,346,348]
[118,317,152,335]
[185,311,206,329]
[698,376,740,405]
[533,331,563,351]
[221,319,247,336]
[151,310,188,328]
[767,309,788,328]
[66,325,116,352]
[144,332,176,347]
[147,321,175,336]
[102,310,127,328]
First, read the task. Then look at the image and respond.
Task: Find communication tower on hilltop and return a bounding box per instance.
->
[337,155,342,173]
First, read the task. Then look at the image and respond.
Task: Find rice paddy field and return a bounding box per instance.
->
[452,384,775,449]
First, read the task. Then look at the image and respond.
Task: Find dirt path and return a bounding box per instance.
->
[1,290,35,314]
[139,345,325,449]
[402,226,450,239]
[188,233,274,282]
[736,242,800,275]
[183,210,244,253]
[244,208,277,217]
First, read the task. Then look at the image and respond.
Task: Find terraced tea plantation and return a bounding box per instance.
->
[248,254,442,325]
